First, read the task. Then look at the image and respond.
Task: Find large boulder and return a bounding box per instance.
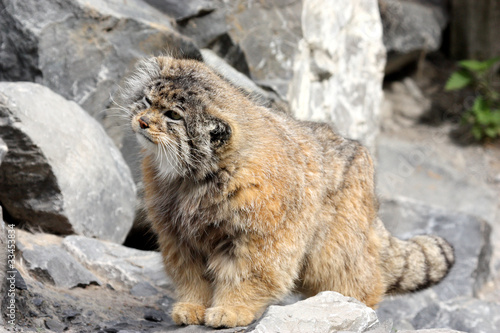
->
[287,0,386,152]
[0,82,135,243]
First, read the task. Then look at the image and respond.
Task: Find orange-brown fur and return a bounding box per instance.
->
[124,56,454,328]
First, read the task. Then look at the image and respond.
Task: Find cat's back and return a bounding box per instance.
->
[291,119,373,194]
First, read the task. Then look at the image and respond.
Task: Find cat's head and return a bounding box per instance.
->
[123,56,235,180]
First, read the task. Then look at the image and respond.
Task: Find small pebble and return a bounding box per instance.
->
[33,298,43,307]
[144,309,167,322]
[45,318,67,332]
[104,328,119,333]
[63,309,80,320]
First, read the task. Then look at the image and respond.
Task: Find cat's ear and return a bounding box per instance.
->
[209,117,232,147]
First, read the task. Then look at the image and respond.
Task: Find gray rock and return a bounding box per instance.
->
[0,0,200,118]
[172,3,251,78]
[377,197,492,328]
[130,281,157,297]
[376,135,498,224]
[288,0,386,152]
[0,82,136,243]
[143,0,217,22]
[201,49,276,102]
[413,297,500,333]
[380,0,447,54]
[224,0,303,99]
[143,308,169,322]
[248,291,379,333]
[62,235,171,289]
[177,8,228,49]
[377,291,437,330]
[17,230,101,289]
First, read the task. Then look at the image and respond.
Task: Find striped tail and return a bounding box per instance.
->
[375,219,455,295]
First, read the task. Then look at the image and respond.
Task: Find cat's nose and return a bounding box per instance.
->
[138,116,149,129]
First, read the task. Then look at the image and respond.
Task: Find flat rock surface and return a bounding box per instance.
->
[62,235,171,289]
[376,133,498,224]
[248,291,379,333]
[18,243,101,289]
[413,297,500,333]
[0,82,136,243]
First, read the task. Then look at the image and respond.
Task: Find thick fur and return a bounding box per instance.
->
[123,56,455,328]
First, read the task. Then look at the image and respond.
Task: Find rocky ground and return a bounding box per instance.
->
[1,0,499,332]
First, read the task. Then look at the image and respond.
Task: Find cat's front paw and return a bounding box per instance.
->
[204,306,255,328]
[171,302,206,325]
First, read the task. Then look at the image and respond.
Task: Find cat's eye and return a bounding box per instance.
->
[142,96,152,107]
[164,110,182,121]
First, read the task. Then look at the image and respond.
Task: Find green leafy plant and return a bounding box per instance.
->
[445,56,500,141]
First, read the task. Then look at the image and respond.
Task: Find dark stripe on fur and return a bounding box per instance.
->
[387,243,409,293]
[413,240,433,292]
[436,237,454,270]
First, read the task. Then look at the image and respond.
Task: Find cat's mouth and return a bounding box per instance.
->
[136,131,157,149]
[139,132,155,144]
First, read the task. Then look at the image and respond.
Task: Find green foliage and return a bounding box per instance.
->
[446,56,500,141]
[445,70,472,90]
